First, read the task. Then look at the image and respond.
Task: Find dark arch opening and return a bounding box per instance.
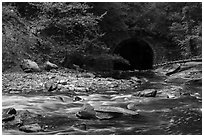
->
[114,38,154,70]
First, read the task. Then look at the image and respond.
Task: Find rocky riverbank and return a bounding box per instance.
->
[2,68,146,95]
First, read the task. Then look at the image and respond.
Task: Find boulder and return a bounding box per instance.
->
[44,82,58,92]
[20,59,41,72]
[94,106,139,116]
[73,123,87,131]
[44,61,58,71]
[95,111,117,120]
[2,108,17,122]
[76,103,96,119]
[2,116,23,129]
[19,123,42,133]
[3,107,17,115]
[165,64,181,76]
[2,114,15,122]
[17,110,42,125]
[3,109,42,130]
[76,104,139,120]
[134,89,157,97]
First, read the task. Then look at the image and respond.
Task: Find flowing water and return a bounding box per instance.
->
[2,72,202,135]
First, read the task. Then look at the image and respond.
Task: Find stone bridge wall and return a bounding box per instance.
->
[103,30,180,66]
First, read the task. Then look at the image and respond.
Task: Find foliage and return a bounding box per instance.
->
[91,2,201,58]
[2,2,109,71]
[168,3,202,57]
[61,51,130,71]
[29,2,108,53]
[2,3,35,70]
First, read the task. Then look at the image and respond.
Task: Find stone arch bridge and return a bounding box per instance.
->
[103,29,180,70]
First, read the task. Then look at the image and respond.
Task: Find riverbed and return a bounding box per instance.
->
[2,62,202,135]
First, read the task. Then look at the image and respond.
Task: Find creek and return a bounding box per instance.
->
[2,68,202,135]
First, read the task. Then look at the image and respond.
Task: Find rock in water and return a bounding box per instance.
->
[44,61,58,71]
[17,110,42,125]
[76,103,96,119]
[2,116,23,129]
[73,123,87,131]
[165,64,181,76]
[73,96,83,101]
[76,104,138,120]
[3,107,17,115]
[2,114,15,122]
[2,108,17,122]
[95,111,119,120]
[185,78,202,86]
[19,123,42,133]
[3,109,42,130]
[94,106,139,116]
[20,59,41,72]
[134,89,157,97]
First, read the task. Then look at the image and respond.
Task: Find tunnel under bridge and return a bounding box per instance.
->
[113,38,154,71]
